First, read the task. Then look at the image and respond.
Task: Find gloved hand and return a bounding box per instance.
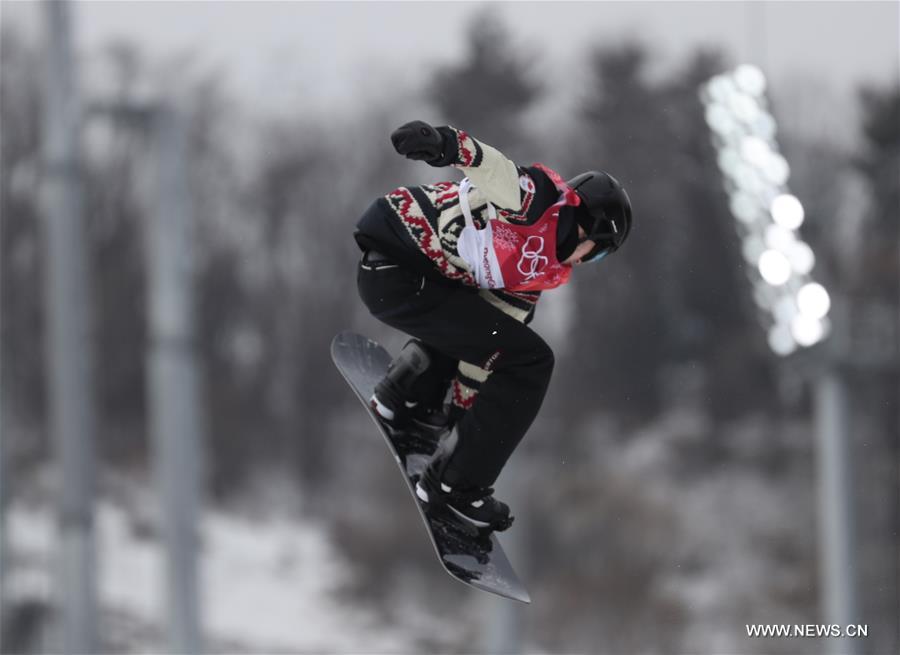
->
[390,120,445,164]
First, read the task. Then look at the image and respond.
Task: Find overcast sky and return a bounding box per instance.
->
[5,1,899,126]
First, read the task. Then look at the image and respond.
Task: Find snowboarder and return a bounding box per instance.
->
[354,120,632,531]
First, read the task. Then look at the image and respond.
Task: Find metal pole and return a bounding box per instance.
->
[0,312,6,651]
[814,366,859,655]
[483,572,523,654]
[482,473,527,654]
[40,1,98,652]
[146,106,204,654]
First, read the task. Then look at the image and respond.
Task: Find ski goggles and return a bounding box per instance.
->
[582,243,615,263]
[577,213,622,263]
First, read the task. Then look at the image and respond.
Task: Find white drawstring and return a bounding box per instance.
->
[458,178,496,230]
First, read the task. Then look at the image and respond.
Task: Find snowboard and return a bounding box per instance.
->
[331,331,531,604]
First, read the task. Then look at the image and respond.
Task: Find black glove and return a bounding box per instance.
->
[390,120,446,164]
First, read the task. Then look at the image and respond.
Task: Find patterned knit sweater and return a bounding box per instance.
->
[355,126,563,414]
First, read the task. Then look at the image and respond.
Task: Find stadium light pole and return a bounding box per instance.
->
[81,98,206,654]
[145,104,205,655]
[39,4,205,647]
[700,66,859,655]
[40,2,99,651]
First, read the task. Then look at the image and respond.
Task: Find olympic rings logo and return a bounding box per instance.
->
[517,236,548,280]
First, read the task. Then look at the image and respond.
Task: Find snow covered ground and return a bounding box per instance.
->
[5,474,453,653]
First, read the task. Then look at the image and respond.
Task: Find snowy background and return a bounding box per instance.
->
[2,2,898,654]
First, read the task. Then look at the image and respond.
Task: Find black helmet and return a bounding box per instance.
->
[566,170,632,263]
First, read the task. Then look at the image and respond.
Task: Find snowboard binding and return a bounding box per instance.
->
[415,438,515,533]
[370,339,451,439]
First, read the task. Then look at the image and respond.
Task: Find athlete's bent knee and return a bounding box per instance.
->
[533,340,555,378]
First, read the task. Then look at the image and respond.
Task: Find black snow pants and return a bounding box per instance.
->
[357,249,555,489]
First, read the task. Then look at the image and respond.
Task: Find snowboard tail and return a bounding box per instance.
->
[331,331,530,604]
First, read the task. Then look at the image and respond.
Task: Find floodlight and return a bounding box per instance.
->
[771,193,805,229]
[740,135,771,167]
[797,282,831,319]
[764,224,797,252]
[732,93,761,124]
[753,281,778,310]
[773,294,799,323]
[734,64,767,97]
[732,161,754,188]
[701,65,832,355]
[758,249,792,285]
[768,322,797,356]
[787,241,815,274]
[762,152,790,185]
[705,104,733,134]
[730,192,758,224]
[742,235,766,264]
[791,314,826,346]
[717,148,744,179]
[727,92,756,122]
[751,113,777,140]
[707,75,736,104]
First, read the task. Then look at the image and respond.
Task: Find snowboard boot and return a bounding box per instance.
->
[370,340,450,438]
[415,439,514,532]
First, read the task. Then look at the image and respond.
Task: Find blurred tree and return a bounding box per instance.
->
[854,82,900,300]
[563,42,776,427]
[0,30,264,491]
[82,90,148,465]
[427,7,540,156]
[849,81,900,655]
[0,27,46,462]
[246,119,369,494]
[80,46,246,474]
[565,42,672,424]
[248,127,319,490]
[103,39,143,102]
